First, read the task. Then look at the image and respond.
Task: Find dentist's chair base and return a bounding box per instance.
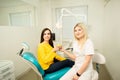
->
[20,52,70,80]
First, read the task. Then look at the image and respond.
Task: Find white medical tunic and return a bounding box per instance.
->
[60,39,94,80]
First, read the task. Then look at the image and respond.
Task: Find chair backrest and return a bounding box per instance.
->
[21,52,45,76]
[92,52,106,64]
[20,52,71,80]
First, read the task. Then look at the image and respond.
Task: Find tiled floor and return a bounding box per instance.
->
[16,69,40,80]
[17,64,112,80]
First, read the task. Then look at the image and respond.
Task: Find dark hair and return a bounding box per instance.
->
[52,33,55,41]
[40,28,54,47]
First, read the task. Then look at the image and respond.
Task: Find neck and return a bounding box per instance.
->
[43,41,49,43]
[78,38,84,44]
[77,37,87,50]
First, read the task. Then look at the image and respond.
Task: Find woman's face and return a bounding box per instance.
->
[43,30,51,42]
[74,26,84,39]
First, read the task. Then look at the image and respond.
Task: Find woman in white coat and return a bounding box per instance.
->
[60,23,94,80]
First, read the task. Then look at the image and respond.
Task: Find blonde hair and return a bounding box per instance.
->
[74,22,88,48]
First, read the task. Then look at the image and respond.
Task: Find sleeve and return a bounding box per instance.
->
[84,39,94,55]
[55,54,66,61]
[37,44,56,64]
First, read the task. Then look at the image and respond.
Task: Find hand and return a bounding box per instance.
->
[72,74,79,80]
[53,46,59,52]
[59,46,65,52]
[57,44,62,50]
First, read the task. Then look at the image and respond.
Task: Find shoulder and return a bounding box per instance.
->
[38,43,43,46]
[84,38,94,47]
[38,43,46,47]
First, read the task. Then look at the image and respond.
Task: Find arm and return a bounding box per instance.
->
[37,45,57,64]
[60,47,76,60]
[73,55,93,80]
[52,45,66,61]
[55,54,66,61]
[77,55,92,74]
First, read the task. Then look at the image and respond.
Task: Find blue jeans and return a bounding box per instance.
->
[45,59,74,73]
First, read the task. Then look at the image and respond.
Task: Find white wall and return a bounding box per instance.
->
[0,26,40,77]
[51,0,104,52]
[104,0,120,80]
[0,2,41,78]
[38,0,53,29]
[0,0,52,78]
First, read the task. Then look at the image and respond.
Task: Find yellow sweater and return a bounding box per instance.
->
[37,42,66,70]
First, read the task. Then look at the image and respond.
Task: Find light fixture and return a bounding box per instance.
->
[55,8,77,44]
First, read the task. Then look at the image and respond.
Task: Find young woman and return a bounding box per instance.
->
[60,23,94,80]
[37,28,74,74]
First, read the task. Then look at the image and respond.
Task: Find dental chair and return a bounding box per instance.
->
[18,42,70,80]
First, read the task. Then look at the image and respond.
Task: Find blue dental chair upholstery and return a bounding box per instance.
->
[21,52,70,80]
